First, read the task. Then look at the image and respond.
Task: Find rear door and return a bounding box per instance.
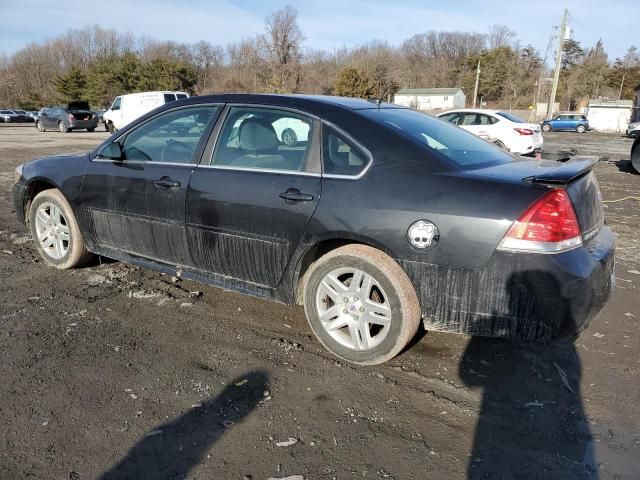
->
[186,105,321,287]
[80,104,220,265]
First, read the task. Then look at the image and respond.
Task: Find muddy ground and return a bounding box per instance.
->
[0,124,638,480]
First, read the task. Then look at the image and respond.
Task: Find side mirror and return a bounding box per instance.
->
[100,141,124,161]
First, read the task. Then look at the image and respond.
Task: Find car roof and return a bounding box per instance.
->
[438,108,503,115]
[184,93,405,112]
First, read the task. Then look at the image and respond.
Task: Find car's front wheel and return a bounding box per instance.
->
[58,121,69,133]
[303,245,421,365]
[542,123,552,132]
[36,121,44,132]
[576,125,586,133]
[29,189,93,269]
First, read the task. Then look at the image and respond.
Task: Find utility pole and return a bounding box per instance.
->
[618,71,626,100]
[472,59,480,108]
[546,8,569,120]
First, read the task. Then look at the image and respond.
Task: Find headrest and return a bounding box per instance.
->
[239,118,278,152]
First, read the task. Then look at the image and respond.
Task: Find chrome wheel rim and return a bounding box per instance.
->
[282,130,296,146]
[34,202,70,260]
[315,267,392,351]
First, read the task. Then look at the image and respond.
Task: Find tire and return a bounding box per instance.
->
[104,122,110,132]
[36,121,44,132]
[58,121,69,133]
[28,189,93,269]
[87,128,95,132]
[302,244,421,365]
[493,140,507,150]
[631,140,640,174]
[542,123,551,132]
[281,128,298,146]
[107,122,116,133]
[576,125,586,133]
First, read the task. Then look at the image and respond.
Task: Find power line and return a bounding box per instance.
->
[568,13,630,58]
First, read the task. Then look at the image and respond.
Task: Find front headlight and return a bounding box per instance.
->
[14,164,24,183]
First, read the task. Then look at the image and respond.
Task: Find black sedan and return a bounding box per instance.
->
[36,102,98,133]
[12,94,615,365]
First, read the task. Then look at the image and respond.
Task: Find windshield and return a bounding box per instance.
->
[361,108,514,169]
[496,111,526,123]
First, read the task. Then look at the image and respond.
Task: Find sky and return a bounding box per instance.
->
[0,0,634,62]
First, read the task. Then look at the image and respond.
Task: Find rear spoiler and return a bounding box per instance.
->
[523,157,597,185]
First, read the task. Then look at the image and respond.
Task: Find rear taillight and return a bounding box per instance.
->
[498,189,582,253]
[514,128,534,135]
[67,113,74,120]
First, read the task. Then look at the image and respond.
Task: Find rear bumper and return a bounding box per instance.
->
[399,226,615,340]
[69,119,98,129]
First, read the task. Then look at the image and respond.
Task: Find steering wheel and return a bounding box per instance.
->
[160,139,193,163]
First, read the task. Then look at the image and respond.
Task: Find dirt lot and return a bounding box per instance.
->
[0,124,638,480]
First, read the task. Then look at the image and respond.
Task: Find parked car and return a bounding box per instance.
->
[13,94,614,365]
[12,109,35,122]
[541,113,590,133]
[630,136,640,173]
[36,102,98,133]
[103,91,189,133]
[273,117,311,146]
[626,121,640,138]
[437,109,544,156]
[27,111,39,121]
[1,110,19,122]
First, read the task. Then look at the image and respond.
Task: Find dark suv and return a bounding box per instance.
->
[36,102,98,133]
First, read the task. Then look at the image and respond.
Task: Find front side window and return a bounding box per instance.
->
[211,107,314,172]
[121,106,218,164]
[323,127,368,176]
[111,97,121,110]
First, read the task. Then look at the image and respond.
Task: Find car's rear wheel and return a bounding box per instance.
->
[87,127,95,132]
[542,123,551,132]
[576,125,586,133]
[303,244,421,365]
[58,121,69,133]
[29,189,93,269]
[107,122,116,133]
[281,128,297,146]
[36,121,44,132]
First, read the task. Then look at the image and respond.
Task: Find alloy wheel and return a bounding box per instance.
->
[34,202,70,260]
[315,267,392,351]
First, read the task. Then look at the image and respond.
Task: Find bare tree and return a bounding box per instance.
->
[263,5,304,92]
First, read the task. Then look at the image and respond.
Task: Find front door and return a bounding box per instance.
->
[186,106,321,288]
[79,105,220,266]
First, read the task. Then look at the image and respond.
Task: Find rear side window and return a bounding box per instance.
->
[322,127,369,176]
[439,113,460,124]
[211,106,315,172]
[164,94,177,103]
[176,94,188,100]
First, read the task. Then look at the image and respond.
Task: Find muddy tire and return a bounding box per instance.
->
[302,244,421,365]
[28,189,93,269]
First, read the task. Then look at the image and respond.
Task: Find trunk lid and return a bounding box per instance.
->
[69,109,93,121]
[468,157,604,241]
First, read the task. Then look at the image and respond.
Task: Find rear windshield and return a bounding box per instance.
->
[361,108,514,169]
[495,111,526,123]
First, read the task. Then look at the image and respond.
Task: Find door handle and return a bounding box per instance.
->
[279,189,314,202]
[153,177,181,189]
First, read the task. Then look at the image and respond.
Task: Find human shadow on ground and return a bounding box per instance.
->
[98,370,268,480]
[459,271,598,479]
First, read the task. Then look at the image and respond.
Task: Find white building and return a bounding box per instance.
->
[393,88,465,111]
[587,99,633,133]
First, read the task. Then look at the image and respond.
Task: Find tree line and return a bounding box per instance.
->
[0,6,637,112]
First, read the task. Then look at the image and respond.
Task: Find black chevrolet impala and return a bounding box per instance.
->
[13,94,615,364]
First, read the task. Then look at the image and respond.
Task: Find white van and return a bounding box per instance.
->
[103,91,189,132]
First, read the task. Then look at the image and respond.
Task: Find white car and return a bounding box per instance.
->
[272,117,310,146]
[437,109,543,156]
[103,91,189,132]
